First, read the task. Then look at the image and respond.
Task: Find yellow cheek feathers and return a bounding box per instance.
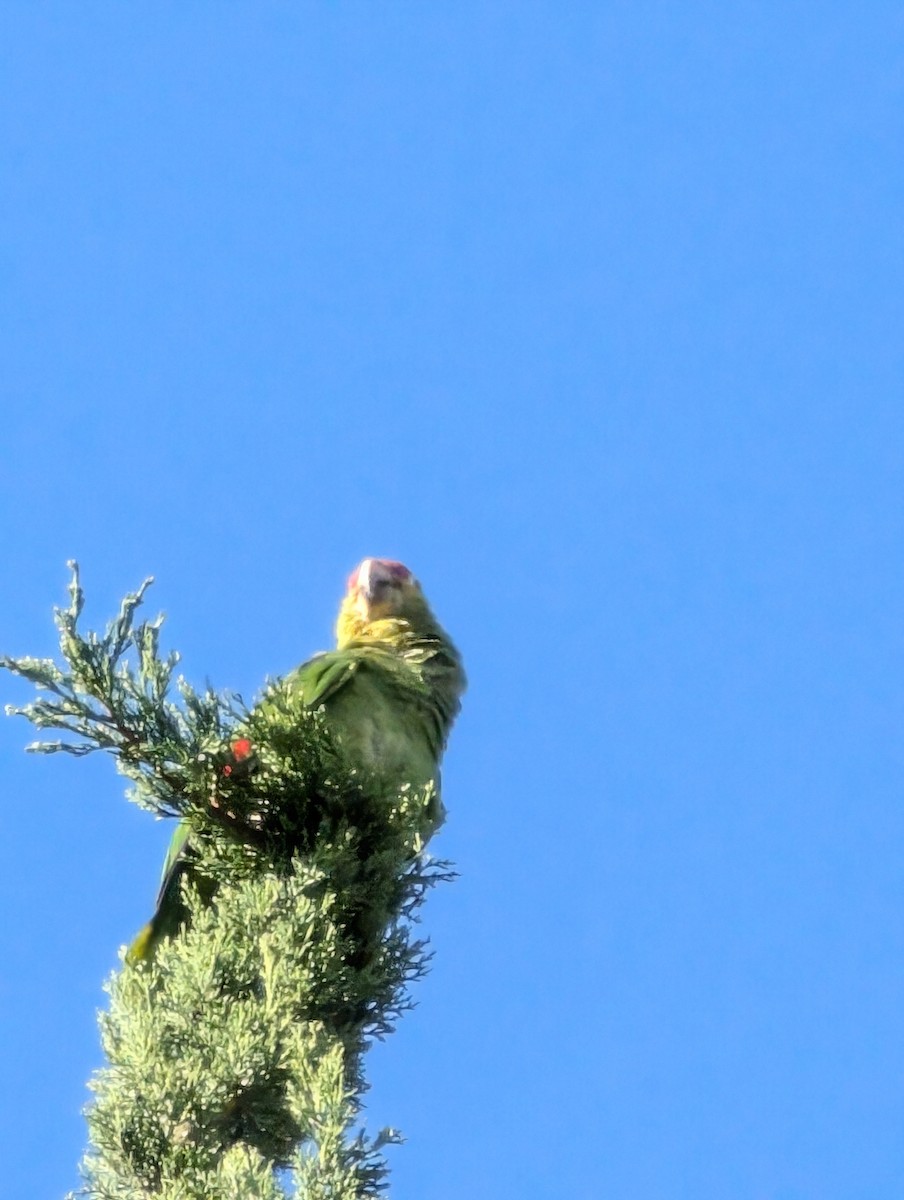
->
[336,592,377,647]
[335,584,431,648]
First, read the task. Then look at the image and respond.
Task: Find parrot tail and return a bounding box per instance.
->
[126,922,155,966]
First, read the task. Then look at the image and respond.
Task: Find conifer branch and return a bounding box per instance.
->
[3,566,454,1199]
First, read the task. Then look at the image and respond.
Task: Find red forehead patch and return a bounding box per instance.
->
[380,559,412,580]
[347,558,413,592]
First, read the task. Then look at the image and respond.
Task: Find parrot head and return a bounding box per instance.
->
[336,558,433,645]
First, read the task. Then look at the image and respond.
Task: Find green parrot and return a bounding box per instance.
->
[127,557,465,964]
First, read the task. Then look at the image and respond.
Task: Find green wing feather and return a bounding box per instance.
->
[286,650,360,708]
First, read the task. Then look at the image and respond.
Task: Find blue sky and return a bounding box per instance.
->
[0,5,902,1197]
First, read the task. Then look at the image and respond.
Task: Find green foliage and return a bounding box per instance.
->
[1,561,231,819]
[2,566,453,1199]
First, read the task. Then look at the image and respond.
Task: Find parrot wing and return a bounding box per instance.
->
[286,650,360,709]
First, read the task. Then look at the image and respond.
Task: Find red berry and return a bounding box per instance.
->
[232,738,253,761]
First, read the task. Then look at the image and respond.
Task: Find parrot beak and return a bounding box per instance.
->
[356,558,388,602]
